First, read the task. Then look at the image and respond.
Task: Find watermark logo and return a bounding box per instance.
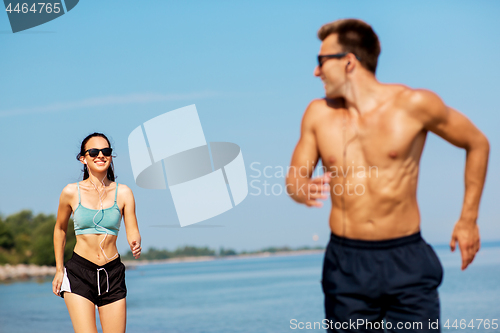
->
[128,105,248,227]
[249,161,378,198]
[3,0,79,33]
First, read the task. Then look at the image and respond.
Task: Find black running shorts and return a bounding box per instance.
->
[60,252,127,307]
[322,232,443,333]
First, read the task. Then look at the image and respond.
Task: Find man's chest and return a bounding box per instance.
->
[314,108,426,169]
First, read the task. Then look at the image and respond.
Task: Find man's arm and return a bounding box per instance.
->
[286,100,330,207]
[411,89,490,270]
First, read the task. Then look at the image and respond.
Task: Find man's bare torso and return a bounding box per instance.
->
[286,21,487,269]
[312,84,427,240]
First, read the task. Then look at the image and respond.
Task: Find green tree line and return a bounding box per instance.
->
[0,210,324,266]
[0,210,76,266]
[122,246,217,261]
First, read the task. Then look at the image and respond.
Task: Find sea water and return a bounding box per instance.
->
[0,245,499,333]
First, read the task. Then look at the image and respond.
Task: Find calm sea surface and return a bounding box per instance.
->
[1,245,499,333]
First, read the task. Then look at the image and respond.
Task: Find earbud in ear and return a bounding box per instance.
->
[84,161,87,165]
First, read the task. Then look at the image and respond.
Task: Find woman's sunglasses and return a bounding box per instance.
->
[85,148,113,157]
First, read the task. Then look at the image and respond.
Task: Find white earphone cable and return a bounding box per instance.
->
[87,166,118,261]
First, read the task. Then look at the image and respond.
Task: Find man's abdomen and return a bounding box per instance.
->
[327,167,421,240]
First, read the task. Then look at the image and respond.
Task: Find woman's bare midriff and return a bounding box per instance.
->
[73,234,120,266]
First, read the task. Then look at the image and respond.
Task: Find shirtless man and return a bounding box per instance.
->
[286,19,489,332]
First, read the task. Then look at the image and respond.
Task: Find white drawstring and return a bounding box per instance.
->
[97,268,109,296]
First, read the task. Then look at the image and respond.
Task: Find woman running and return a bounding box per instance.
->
[52,132,141,333]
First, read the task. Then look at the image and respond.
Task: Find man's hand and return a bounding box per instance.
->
[303,173,331,208]
[450,219,480,270]
[130,240,142,259]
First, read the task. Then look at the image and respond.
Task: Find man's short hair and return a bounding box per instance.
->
[318,19,381,74]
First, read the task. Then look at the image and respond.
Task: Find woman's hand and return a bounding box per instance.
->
[52,270,64,296]
[130,240,142,259]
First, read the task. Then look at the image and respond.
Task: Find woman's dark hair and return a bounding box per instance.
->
[76,133,116,181]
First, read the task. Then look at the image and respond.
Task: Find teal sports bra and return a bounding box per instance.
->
[73,182,122,236]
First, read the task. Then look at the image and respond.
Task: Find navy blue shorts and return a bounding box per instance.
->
[60,252,127,307]
[322,232,443,333]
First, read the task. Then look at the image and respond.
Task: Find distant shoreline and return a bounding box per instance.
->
[122,249,325,267]
[0,264,56,282]
[5,241,500,282]
[0,249,324,282]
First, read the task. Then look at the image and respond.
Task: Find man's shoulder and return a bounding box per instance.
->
[307,98,329,110]
[390,86,448,126]
[302,98,343,127]
[392,86,443,111]
[305,98,345,116]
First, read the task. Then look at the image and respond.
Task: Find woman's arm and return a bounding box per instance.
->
[52,184,74,296]
[121,184,142,259]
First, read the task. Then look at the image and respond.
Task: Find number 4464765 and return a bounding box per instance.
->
[5,3,62,14]
[444,319,498,330]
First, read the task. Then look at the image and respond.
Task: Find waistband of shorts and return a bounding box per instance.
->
[70,251,122,271]
[329,232,422,249]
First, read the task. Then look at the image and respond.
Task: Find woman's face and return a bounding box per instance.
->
[81,136,112,174]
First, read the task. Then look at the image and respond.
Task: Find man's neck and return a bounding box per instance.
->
[342,72,385,116]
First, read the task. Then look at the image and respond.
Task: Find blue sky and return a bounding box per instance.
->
[0,1,498,254]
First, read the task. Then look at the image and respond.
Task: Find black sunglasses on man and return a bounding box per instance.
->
[317,52,361,68]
